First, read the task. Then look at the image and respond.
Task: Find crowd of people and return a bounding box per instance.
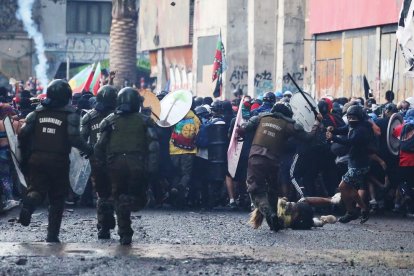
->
[0,76,413,244]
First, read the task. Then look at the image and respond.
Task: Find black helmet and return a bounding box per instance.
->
[318,100,329,115]
[42,79,72,108]
[211,100,224,114]
[271,102,293,118]
[194,105,210,118]
[290,202,314,230]
[116,87,142,113]
[96,85,118,111]
[346,105,364,121]
[263,92,276,104]
[194,96,204,107]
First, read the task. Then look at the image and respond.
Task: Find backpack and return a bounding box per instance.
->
[195,121,213,148]
[400,123,414,152]
[195,118,223,148]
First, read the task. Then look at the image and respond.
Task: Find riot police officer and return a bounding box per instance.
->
[80,85,118,239]
[94,87,159,245]
[18,79,93,243]
[240,102,321,231]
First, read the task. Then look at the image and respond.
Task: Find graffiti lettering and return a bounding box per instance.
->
[282,72,303,84]
[229,65,248,93]
[45,37,109,62]
[254,70,273,95]
[254,70,272,87]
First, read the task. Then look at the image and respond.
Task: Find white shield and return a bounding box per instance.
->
[157,90,193,127]
[290,92,319,132]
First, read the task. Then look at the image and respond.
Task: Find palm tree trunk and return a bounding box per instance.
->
[110,0,138,88]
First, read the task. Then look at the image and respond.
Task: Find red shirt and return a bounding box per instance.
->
[393,124,414,167]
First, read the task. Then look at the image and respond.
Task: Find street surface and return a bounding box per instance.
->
[0,208,413,275]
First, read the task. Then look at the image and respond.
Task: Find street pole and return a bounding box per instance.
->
[66,56,70,80]
[391,40,398,92]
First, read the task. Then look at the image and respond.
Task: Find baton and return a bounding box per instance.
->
[287,73,318,119]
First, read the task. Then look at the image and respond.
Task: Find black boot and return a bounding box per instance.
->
[46,204,64,243]
[116,200,133,246]
[266,213,281,232]
[98,228,111,239]
[19,197,37,227]
[97,199,115,239]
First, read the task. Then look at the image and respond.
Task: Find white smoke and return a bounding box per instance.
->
[16,0,49,93]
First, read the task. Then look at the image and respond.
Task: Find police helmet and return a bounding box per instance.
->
[116,87,143,113]
[42,79,72,108]
[96,85,118,111]
[263,92,276,104]
[271,102,293,118]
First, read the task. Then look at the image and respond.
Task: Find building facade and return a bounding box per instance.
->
[304,0,411,103]
[139,0,306,99]
[0,0,112,85]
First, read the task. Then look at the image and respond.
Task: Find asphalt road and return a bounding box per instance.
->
[0,207,413,275]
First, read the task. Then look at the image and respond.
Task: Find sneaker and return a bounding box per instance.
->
[330,193,342,205]
[360,210,369,224]
[338,212,359,223]
[19,208,32,227]
[227,201,237,210]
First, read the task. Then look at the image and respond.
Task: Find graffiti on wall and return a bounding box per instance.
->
[254,70,274,95]
[280,72,303,92]
[45,37,110,62]
[229,65,248,93]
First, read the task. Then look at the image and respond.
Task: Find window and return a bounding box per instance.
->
[67,1,112,34]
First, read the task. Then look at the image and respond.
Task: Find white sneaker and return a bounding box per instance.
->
[330,193,341,205]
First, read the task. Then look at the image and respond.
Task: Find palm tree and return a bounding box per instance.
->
[110,0,138,88]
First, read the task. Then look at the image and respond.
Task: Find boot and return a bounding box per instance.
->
[96,199,115,239]
[266,213,281,232]
[119,235,132,246]
[116,199,133,246]
[19,197,37,227]
[98,228,111,240]
[46,205,64,243]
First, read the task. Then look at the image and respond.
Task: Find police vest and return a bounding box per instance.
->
[107,114,147,155]
[252,116,290,155]
[33,110,70,154]
[89,113,106,146]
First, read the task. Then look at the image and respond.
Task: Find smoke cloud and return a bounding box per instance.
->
[16,0,49,93]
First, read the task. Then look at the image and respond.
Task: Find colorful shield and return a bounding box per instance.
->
[387,113,403,156]
[157,90,193,127]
